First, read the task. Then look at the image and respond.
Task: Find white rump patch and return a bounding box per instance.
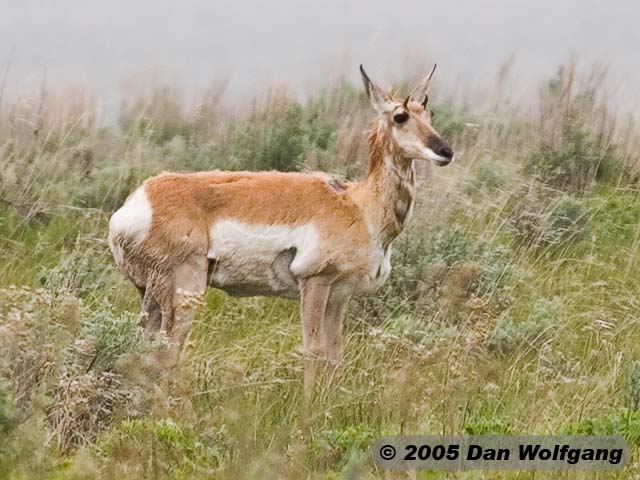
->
[108,186,153,262]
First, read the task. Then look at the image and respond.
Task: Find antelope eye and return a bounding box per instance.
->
[393,111,409,125]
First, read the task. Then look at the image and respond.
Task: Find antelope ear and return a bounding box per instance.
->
[410,63,437,103]
[360,64,392,114]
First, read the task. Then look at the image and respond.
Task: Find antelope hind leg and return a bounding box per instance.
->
[140,287,163,337]
[169,254,208,363]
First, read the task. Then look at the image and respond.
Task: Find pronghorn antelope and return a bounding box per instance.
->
[108,64,453,390]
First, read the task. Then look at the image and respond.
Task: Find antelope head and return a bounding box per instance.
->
[360,64,454,166]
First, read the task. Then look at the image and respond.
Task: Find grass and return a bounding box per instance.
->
[1,62,640,478]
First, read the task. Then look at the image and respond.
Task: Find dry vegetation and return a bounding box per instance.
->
[2,62,640,479]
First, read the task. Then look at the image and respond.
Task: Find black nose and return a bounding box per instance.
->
[439,146,454,160]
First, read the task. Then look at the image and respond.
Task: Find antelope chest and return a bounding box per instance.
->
[206,220,320,298]
[352,242,392,295]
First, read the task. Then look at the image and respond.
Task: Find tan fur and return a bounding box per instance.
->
[109,65,453,391]
[144,170,370,275]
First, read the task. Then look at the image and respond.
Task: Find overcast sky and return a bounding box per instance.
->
[1,0,638,113]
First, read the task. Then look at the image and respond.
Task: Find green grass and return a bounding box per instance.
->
[1,64,640,479]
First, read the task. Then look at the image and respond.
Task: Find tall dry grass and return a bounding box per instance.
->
[1,60,640,479]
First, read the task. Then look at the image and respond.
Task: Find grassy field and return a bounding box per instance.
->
[2,63,640,479]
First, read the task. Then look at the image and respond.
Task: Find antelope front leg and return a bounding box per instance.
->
[300,276,331,395]
[323,287,350,366]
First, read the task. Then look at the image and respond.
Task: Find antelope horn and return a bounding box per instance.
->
[410,63,437,101]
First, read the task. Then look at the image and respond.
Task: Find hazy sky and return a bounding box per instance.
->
[1,0,639,112]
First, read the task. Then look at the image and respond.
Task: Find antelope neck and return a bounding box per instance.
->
[351,134,417,248]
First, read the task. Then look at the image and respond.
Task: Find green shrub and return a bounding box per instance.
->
[257,103,307,171]
[525,64,630,192]
[431,100,471,140]
[0,378,21,440]
[76,164,145,211]
[0,286,77,405]
[390,224,472,301]
[69,302,143,373]
[227,98,338,172]
[325,425,376,455]
[38,244,114,299]
[93,418,231,478]
[465,162,509,196]
[565,409,640,445]
[0,379,51,479]
[358,219,515,328]
[526,118,626,192]
[0,275,148,453]
[306,425,377,472]
[464,417,513,435]
[119,88,192,146]
[508,188,590,250]
[485,297,560,354]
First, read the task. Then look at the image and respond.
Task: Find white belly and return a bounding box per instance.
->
[207,220,320,298]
